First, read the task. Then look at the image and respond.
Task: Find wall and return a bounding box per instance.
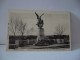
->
[0,0,80,60]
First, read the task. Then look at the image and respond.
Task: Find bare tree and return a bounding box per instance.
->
[8,17,20,36]
[55,24,65,35]
[9,16,27,36]
[18,19,26,36]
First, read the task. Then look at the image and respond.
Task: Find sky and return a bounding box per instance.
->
[8,10,70,35]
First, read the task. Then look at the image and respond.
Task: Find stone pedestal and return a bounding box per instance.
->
[36,28,44,43]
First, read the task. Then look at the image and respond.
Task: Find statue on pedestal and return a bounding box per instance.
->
[35,12,44,44]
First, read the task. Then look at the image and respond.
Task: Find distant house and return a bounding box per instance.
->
[9,35,37,49]
[46,35,69,44]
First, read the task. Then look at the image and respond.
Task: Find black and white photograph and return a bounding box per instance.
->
[7,10,71,51]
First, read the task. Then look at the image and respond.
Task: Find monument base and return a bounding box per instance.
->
[36,28,45,44]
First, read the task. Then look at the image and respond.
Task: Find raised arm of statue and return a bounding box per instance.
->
[35,12,39,20]
[40,13,44,20]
